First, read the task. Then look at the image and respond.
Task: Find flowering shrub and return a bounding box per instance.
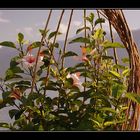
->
[0,12,140,131]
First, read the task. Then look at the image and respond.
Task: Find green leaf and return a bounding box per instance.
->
[90,119,100,127]
[5,74,22,81]
[10,56,20,68]
[11,66,24,73]
[104,121,115,127]
[121,57,129,63]
[65,67,76,73]
[15,109,24,120]
[9,109,19,119]
[122,69,130,77]
[102,55,114,60]
[112,83,125,99]
[0,99,3,104]
[45,82,58,91]
[0,123,9,128]
[69,37,90,44]
[54,42,59,48]
[95,18,105,26]
[109,70,121,79]
[62,51,78,58]
[27,92,40,102]
[76,27,90,34]
[85,13,94,25]
[74,62,85,68]
[5,67,23,81]
[15,80,31,85]
[101,41,125,49]
[38,124,44,131]
[18,33,24,43]
[5,69,14,79]
[113,64,126,70]
[2,91,11,99]
[92,29,105,39]
[13,80,31,91]
[0,41,16,49]
[99,107,117,114]
[48,31,62,40]
[125,93,140,104]
[120,106,128,112]
[39,29,49,37]
[31,41,41,49]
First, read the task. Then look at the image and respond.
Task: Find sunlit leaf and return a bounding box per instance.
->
[125,93,140,104]
[99,107,117,114]
[101,41,125,49]
[92,29,105,39]
[109,70,121,79]
[122,69,130,77]
[113,64,126,70]
[104,121,115,127]
[0,123,9,128]
[90,119,100,127]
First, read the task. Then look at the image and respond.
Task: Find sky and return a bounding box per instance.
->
[0,10,140,43]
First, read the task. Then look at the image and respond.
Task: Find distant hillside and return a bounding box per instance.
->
[0,29,140,77]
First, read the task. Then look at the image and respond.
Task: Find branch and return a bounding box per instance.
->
[30,10,52,94]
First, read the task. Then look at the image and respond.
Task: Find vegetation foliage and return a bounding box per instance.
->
[0,12,140,131]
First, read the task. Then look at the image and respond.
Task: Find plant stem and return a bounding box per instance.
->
[44,10,65,96]
[108,20,119,73]
[61,10,73,69]
[30,10,52,94]
[0,85,5,92]
[83,9,87,103]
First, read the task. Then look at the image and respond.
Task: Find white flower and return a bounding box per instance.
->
[67,72,83,91]
[90,48,97,55]
[22,53,44,71]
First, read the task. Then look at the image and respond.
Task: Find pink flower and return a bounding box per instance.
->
[73,46,97,61]
[67,72,83,90]
[22,53,36,67]
[82,56,89,62]
[73,47,89,62]
[9,88,22,100]
[90,48,97,55]
[22,53,44,71]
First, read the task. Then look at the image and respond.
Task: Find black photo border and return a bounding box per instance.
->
[0,0,140,140]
